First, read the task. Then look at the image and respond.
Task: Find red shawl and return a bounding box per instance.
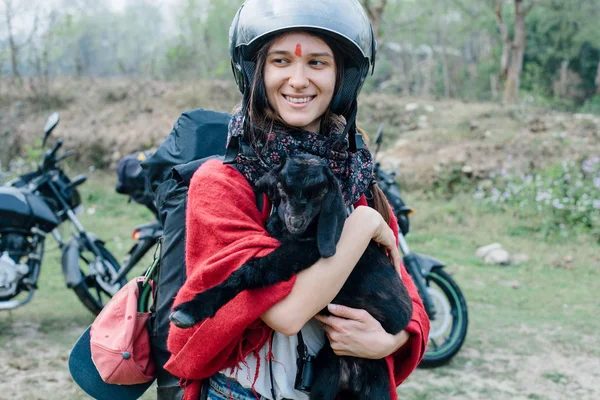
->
[165,159,430,399]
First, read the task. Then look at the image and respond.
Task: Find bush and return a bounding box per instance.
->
[580,95,600,115]
[475,158,600,241]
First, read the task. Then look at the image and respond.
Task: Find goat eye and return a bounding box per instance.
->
[314,188,327,198]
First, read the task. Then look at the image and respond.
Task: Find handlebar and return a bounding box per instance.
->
[48,139,64,159]
[64,175,87,191]
[42,139,64,170]
[55,150,77,163]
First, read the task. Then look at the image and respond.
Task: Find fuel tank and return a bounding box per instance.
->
[0,187,59,232]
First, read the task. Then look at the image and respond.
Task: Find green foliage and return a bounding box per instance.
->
[430,162,477,199]
[2,0,599,108]
[477,158,600,241]
[580,95,600,115]
[523,1,600,105]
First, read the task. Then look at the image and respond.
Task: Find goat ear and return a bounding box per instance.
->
[317,172,347,258]
[255,171,279,203]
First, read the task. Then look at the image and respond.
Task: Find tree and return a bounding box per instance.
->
[2,0,38,85]
[360,0,388,42]
[493,0,536,105]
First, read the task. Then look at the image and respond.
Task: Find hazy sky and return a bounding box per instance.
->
[1,0,178,37]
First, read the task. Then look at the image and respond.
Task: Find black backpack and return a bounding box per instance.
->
[142,109,231,399]
[115,150,158,217]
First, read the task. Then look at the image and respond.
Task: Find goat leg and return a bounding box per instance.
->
[170,241,320,328]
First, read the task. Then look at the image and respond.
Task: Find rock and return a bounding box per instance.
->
[553,255,576,270]
[469,120,479,131]
[483,248,511,265]
[528,117,547,133]
[510,253,529,265]
[462,165,474,175]
[480,179,493,189]
[475,243,502,258]
[405,103,419,112]
[424,105,435,113]
[111,151,122,163]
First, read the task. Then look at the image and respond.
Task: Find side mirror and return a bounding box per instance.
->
[373,123,384,162]
[42,112,60,148]
[375,123,384,145]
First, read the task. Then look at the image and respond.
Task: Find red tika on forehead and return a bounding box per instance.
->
[295,43,302,57]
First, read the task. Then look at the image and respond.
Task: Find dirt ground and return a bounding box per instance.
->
[1,78,599,399]
[3,77,599,189]
[0,321,599,400]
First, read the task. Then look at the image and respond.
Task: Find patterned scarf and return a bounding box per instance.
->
[226,110,373,206]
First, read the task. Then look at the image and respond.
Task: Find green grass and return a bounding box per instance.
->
[0,171,157,399]
[397,191,600,399]
[1,171,599,399]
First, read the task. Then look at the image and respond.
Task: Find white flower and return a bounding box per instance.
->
[552,199,565,209]
[536,192,551,202]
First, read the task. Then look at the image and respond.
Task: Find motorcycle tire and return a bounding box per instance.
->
[419,267,468,368]
[72,240,126,315]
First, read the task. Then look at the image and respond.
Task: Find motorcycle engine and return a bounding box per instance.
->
[0,233,31,299]
[0,252,30,298]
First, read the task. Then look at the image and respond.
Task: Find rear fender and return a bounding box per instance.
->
[412,253,445,276]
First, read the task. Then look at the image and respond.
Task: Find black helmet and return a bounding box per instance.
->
[229,0,376,124]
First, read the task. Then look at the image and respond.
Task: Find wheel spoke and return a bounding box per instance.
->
[95,284,102,304]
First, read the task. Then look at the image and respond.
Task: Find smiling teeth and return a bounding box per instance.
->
[285,96,313,103]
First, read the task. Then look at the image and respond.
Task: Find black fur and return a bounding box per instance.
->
[170,154,413,400]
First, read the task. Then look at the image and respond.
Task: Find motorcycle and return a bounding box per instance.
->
[373,124,468,368]
[0,112,125,315]
[110,151,163,285]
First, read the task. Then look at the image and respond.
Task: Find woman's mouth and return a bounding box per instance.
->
[283,95,316,108]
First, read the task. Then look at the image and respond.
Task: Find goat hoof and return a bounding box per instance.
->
[169,310,196,329]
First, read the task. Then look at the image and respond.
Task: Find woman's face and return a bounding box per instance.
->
[263,32,336,133]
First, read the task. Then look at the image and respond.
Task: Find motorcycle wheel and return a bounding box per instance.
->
[419,267,468,368]
[72,241,126,315]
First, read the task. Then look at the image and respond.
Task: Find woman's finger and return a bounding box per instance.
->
[389,247,402,277]
[327,304,369,321]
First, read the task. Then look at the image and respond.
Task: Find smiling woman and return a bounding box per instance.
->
[163,1,430,399]
[263,32,337,133]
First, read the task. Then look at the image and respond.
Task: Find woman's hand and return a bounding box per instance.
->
[356,206,402,277]
[314,304,410,359]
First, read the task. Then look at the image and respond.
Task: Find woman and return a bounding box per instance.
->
[165,1,430,399]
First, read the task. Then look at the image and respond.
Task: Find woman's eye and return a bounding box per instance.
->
[309,60,326,67]
[272,58,289,65]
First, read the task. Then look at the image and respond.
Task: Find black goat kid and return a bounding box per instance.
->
[170,154,413,400]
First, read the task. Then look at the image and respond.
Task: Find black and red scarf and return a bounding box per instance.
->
[226,110,373,206]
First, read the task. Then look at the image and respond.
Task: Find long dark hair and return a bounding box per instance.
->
[243,30,392,224]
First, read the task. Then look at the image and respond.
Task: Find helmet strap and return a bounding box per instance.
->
[343,100,363,152]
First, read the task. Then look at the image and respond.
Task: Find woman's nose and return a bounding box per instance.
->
[288,64,309,89]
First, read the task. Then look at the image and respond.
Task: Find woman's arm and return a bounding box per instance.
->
[261,206,399,336]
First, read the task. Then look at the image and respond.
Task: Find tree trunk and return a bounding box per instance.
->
[595,59,600,94]
[361,0,387,42]
[421,49,434,97]
[490,74,499,100]
[436,0,450,98]
[399,55,411,96]
[555,59,569,98]
[494,0,510,81]
[4,0,22,85]
[498,0,535,105]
